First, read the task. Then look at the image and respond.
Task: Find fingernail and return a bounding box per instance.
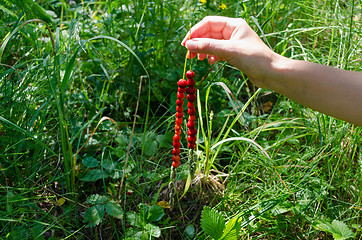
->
[185,40,197,51]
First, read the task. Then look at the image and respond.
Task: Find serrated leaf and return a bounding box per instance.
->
[144,223,161,238]
[84,205,104,227]
[201,207,225,240]
[315,220,355,240]
[82,157,99,168]
[127,211,142,228]
[331,220,355,240]
[81,169,109,182]
[220,216,242,240]
[147,205,164,222]
[105,201,124,219]
[87,194,108,205]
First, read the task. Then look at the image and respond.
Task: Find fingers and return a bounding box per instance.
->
[181,16,239,46]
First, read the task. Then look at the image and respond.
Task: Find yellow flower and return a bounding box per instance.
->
[200,0,207,4]
[219,3,227,10]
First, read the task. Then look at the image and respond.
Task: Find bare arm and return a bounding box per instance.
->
[182,16,362,126]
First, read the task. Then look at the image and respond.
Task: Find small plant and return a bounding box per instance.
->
[200,206,242,240]
[125,203,165,240]
[314,220,355,240]
[83,194,124,227]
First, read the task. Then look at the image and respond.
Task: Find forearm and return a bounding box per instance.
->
[268,55,362,126]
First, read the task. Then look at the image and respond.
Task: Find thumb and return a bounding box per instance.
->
[185,38,230,60]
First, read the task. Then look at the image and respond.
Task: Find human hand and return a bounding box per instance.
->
[181,16,279,88]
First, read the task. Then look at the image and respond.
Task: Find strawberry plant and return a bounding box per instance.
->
[125,203,165,240]
[83,194,124,227]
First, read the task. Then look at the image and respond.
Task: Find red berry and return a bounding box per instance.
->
[187,79,195,87]
[178,79,187,88]
[188,108,196,115]
[178,87,186,93]
[172,155,180,162]
[186,70,195,79]
[173,134,180,142]
[187,136,196,143]
[186,87,196,94]
[188,142,196,149]
[175,124,181,131]
[187,102,194,109]
[177,92,185,99]
[176,99,184,106]
[188,128,197,136]
[172,148,180,155]
[175,118,182,125]
[176,112,183,118]
[187,94,196,102]
[175,130,181,136]
[173,141,180,148]
[172,161,180,168]
[176,106,183,112]
[187,120,195,128]
[189,115,196,121]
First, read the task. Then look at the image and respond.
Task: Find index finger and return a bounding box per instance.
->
[181,16,239,46]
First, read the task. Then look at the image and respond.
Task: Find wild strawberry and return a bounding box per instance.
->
[172,148,180,155]
[178,79,187,88]
[173,134,180,142]
[187,102,194,108]
[177,92,185,99]
[186,87,196,94]
[175,118,182,126]
[188,108,196,115]
[172,155,180,162]
[176,99,184,106]
[187,79,195,87]
[187,120,195,128]
[188,142,196,149]
[176,106,183,113]
[176,112,183,118]
[187,136,196,143]
[187,94,196,102]
[186,70,195,79]
[178,87,186,93]
[172,161,180,168]
[188,128,197,136]
[173,141,180,148]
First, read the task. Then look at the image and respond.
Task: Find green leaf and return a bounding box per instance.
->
[315,220,355,240]
[200,207,225,240]
[147,205,165,222]
[87,194,108,205]
[81,169,109,182]
[185,225,195,239]
[220,216,242,240]
[101,158,116,172]
[84,205,105,227]
[105,201,124,219]
[127,211,142,228]
[82,157,99,168]
[144,223,161,238]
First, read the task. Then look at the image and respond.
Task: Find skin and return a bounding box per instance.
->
[181,16,362,126]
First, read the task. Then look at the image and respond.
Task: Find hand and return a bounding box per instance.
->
[181,16,278,88]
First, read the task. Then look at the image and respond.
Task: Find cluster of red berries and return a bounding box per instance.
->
[172,70,197,168]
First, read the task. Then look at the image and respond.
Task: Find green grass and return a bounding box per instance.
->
[0,0,361,239]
